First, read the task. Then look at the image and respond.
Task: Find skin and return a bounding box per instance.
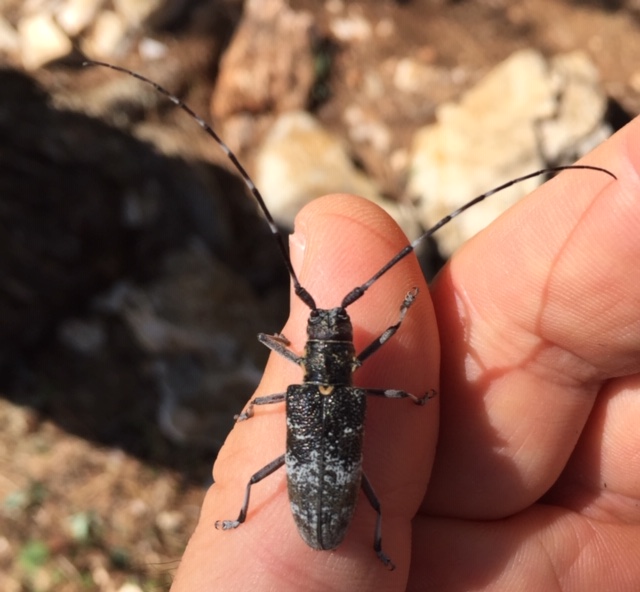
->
[171,115,640,591]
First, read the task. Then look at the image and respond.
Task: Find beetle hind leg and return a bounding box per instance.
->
[215,454,285,529]
[361,472,395,571]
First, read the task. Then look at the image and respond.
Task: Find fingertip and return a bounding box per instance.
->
[176,194,440,589]
[291,194,415,292]
[289,192,440,560]
[288,193,431,336]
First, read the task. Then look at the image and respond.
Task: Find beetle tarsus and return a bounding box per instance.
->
[416,388,437,405]
[215,519,240,530]
[377,550,396,571]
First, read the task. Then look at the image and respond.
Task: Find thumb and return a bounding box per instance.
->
[171,194,439,591]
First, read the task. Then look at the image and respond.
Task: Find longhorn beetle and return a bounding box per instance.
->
[84,60,616,570]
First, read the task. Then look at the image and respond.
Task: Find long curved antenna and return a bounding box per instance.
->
[83,60,317,311]
[341,165,617,308]
[83,62,616,313]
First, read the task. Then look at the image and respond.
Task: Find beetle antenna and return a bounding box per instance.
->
[341,164,616,307]
[83,60,318,311]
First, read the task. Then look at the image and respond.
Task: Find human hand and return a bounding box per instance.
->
[171,116,640,591]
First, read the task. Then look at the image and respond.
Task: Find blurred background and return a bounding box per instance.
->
[0,0,638,589]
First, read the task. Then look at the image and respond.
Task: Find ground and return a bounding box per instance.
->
[1,1,639,590]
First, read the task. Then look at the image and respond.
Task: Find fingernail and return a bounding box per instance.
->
[289,220,308,272]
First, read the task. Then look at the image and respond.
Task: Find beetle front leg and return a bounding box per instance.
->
[356,288,418,363]
[258,333,303,364]
[235,392,286,421]
[365,387,436,406]
[215,454,286,530]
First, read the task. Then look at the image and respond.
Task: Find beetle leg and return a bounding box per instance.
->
[235,392,287,421]
[361,472,395,571]
[356,288,418,363]
[259,333,303,364]
[365,387,436,406]
[215,454,286,530]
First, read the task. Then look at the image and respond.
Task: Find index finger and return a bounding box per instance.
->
[171,194,439,591]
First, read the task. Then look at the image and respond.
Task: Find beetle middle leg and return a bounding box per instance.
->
[356,287,435,405]
[215,454,286,530]
[235,392,286,421]
[366,387,436,405]
[361,472,395,571]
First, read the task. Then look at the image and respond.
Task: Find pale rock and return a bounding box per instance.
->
[18,13,73,70]
[407,49,611,256]
[113,0,164,28]
[81,10,128,59]
[0,15,20,56]
[255,111,380,225]
[393,57,442,94]
[255,111,420,239]
[117,584,144,592]
[211,0,315,118]
[56,0,105,36]
[537,51,611,160]
[127,498,148,517]
[344,104,391,153]
[393,57,465,107]
[155,510,183,532]
[330,13,372,42]
[218,114,258,156]
[138,36,168,60]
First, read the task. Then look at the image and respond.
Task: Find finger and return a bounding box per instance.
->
[171,194,438,591]
[543,371,640,517]
[423,115,640,517]
[409,506,640,591]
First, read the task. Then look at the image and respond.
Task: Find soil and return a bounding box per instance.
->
[1,1,639,590]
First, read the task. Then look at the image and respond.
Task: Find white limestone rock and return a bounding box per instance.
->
[18,13,73,70]
[255,110,420,239]
[407,49,611,256]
